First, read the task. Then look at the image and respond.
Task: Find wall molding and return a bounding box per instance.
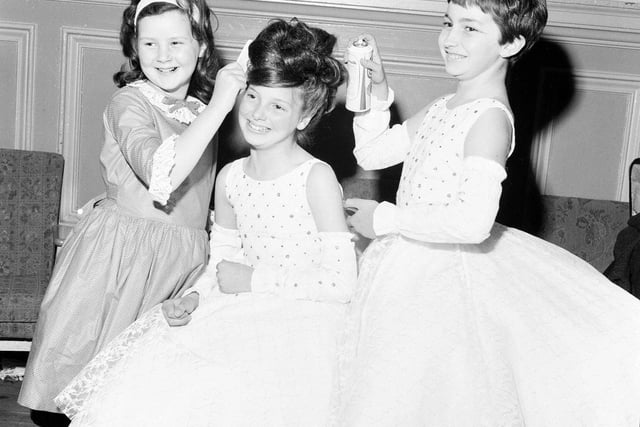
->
[0,21,36,150]
[42,0,442,15]
[58,26,120,226]
[532,68,640,201]
[545,26,640,50]
[42,0,640,34]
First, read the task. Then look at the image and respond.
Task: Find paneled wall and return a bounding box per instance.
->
[1,0,639,234]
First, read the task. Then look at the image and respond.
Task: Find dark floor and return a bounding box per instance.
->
[0,352,70,427]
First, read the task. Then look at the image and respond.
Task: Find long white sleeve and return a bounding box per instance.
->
[353,89,412,170]
[183,222,243,300]
[250,231,357,304]
[373,156,506,244]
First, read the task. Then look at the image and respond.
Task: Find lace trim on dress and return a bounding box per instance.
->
[127,80,206,205]
[148,134,177,205]
[54,306,166,419]
[128,80,205,125]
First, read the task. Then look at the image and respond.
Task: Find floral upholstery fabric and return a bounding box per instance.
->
[538,195,629,273]
[0,149,64,339]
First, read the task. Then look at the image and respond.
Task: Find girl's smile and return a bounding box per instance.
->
[246,119,270,134]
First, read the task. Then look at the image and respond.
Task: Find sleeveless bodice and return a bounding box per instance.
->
[225,157,324,271]
[396,95,513,208]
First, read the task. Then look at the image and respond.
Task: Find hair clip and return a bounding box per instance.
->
[236,40,252,73]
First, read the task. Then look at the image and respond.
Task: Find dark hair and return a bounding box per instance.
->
[449,0,547,62]
[114,0,219,103]
[246,18,345,146]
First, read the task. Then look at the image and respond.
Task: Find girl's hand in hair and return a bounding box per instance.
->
[209,62,247,114]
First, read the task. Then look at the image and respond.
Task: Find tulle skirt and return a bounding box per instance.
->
[337,224,640,427]
[56,287,346,427]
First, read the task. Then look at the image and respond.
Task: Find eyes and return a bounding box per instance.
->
[140,40,186,48]
[442,18,479,33]
[244,91,289,112]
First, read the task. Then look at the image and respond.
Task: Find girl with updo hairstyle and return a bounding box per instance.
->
[246,18,345,146]
[55,18,357,427]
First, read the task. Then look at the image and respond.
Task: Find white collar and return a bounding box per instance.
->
[129,80,205,125]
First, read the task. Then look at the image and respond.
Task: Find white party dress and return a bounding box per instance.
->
[336,91,640,426]
[55,157,357,427]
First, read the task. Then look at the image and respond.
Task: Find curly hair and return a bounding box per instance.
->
[113,0,219,103]
[449,0,548,62]
[246,18,346,146]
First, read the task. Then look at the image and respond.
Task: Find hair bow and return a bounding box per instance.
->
[162,96,201,115]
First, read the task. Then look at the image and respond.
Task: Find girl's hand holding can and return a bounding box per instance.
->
[352,34,386,86]
[345,34,388,110]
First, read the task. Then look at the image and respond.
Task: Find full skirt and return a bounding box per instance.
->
[19,205,208,412]
[56,288,346,427]
[337,224,640,427]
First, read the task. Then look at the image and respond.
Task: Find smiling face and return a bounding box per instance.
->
[136,9,204,100]
[238,85,311,150]
[438,3,515,83]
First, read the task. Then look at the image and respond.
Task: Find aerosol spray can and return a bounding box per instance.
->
[346,38,373,112]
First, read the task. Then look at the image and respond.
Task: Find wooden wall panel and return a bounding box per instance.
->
[58,27,122,226]
[533,70,640,201]
[0,22,35,151]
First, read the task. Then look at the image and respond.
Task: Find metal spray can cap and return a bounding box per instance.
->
[353,38,368,47]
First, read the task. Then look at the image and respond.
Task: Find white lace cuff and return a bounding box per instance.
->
[148,135,177,205]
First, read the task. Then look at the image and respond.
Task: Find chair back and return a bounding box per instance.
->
[0,149,64,339]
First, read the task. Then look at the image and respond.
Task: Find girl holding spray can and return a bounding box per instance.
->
[337,0,640,424]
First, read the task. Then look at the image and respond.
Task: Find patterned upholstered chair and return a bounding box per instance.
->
[0,149,64,351]
[536,195,629,273]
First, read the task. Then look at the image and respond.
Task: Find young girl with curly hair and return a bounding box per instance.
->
[20,0,245,415]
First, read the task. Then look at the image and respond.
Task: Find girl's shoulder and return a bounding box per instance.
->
[307,159,337,185]
[103,84,152,127]
[463,98,516,160]
[437,94,514,131]
[467,97,513,118]
[219,157,245,183]
[282,157,335,187]
[108,83,148,107]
